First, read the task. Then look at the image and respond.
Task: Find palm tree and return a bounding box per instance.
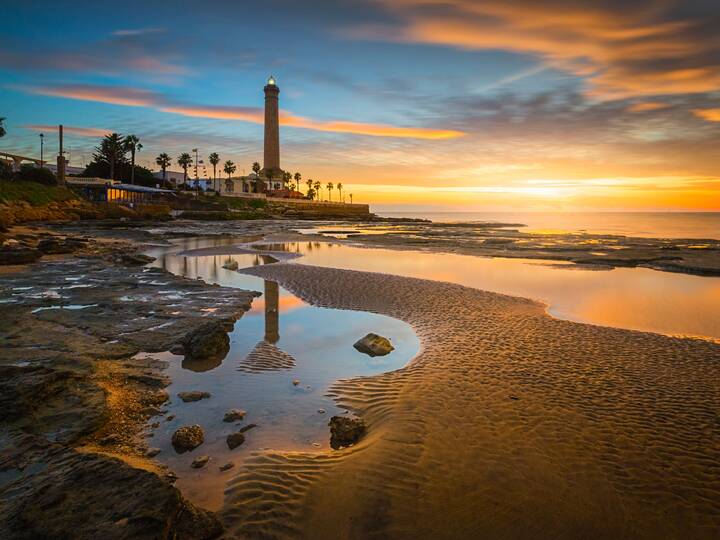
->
[327,182,334,202]
[314,180,321,201]
[293,172,301,188]
[177,153,193,186]
[282,170,292,188]
[208,152,220,192]
[307,188,316,200]
[224,160,236,179]
[123,135,142,184]
[289,182,296,192]
[350,193,353,204]
[306,178,313,196]
[155,153,171,185]
[252,161,261,175]
[337,182,343,202]
[0,117,6,138]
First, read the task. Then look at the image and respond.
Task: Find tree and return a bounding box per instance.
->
[306,178,313,196]
[208,152,220,191]
[289,182,296,192]
[0,117,6,138]
[224,160,236,179]
[293,172,301,188]
[327,182,334,201]
[177,153,193,185]
[337,182,343,202]
[93,133,127,181]
[314,180,321,201]
[350,193,353,204]
[123,135,142,184]
[306,188,316,200]
[252,161,261,175]
[155,153,171,185]
[282,170,291,188]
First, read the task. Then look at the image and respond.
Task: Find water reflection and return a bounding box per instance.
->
[141,238,420,511]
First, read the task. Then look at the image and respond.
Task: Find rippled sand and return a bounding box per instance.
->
[222,263,720,539]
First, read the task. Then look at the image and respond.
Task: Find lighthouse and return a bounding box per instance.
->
[263,75,281,180]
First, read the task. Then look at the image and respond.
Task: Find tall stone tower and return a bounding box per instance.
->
[263,75,280,180]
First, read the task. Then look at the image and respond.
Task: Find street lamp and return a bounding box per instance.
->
[39,133,44,167]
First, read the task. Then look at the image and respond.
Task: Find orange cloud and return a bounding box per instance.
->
[626,102,670,113]
[693,108,720,122]
[359,0,720,99]
[23,84,463,140]
[23,124,110,137]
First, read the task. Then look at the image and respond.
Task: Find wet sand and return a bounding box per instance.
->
[222,262,720,539]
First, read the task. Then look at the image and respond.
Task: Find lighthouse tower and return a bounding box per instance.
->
[262,75,281,180]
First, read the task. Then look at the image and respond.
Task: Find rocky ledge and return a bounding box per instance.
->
[0,228,259,539]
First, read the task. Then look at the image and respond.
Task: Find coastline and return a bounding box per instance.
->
[225,261,720,539]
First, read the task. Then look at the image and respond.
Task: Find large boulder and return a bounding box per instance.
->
[226,432,246,450]
[178,391,211,403]
[36,237,84,255]
[182,321,230,362]
[172,425,205,453]
[223,409,246,422]
[328,416,367,449]
[353,333,394,357]
[0,246,41,265]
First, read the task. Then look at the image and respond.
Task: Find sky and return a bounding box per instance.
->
[1,0,719,212]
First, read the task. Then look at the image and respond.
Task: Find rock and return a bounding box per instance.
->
[99,434,121,446]
[317,408,326,414]
[172,425,204,453]
[239,423,257,433]
[329,416,367,449]
[36,237,82,255]
[353,333,394,357]
[226,432,246,450]
[0,246,41,265]
[178,391,211,402]
[118,253,156,266]
[292,379,300,386]
[146,447,161,457]
[166,415,175,421]
[191,455,210,469]
[182,321,230,361]
[223,409,246,422]
[219,462,234,471]
[222,260,239,270]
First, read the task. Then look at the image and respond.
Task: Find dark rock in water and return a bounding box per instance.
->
[178,391,211,402]
[0,246,41,265]
[226,432,246,450]
[222,260,239,270]
[172,425,205,453]
[223,409,246,422]
[191,455,210,469]
[0,438,222,540]
[118,253,156,266]
[329,416,367,449]
[239,423,257,434]
[219,462,234,471]
[182,321,230,362]
[146,447,161,457]
[353,333,394,357]
[36,237,83,255]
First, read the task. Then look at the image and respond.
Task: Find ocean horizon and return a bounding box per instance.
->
[375,210,720,239]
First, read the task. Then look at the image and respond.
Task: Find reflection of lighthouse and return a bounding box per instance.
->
[264,280,279,344]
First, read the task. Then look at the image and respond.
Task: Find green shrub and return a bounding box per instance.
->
[15,164,58,185]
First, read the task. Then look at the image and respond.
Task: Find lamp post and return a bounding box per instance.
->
[39,133,44,167]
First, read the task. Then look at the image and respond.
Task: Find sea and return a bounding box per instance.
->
[376,211,720,240]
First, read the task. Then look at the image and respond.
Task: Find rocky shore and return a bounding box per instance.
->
[0,226,258,539]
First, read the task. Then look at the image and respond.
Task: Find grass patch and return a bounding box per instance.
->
[0,181,78,206]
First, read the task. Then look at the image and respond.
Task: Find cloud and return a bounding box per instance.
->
[23,124,110,137]
[112,27,165,37]
[693,108,720,122]
[355,0,720,99]
[626,101,671,112]
[21,84,464,140]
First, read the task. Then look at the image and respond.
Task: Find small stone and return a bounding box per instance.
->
[353,333,394,357]
[239,423,257,433]
[177,391,211,402]
[146,447,161,457]
[191,455,210,469]
[219,462,234,471]
[171,425,204,453]
[312,442,321,448]
[222,260,239,270]
[292,379,300,386]
[509,395,520,400]
[99,434,121,446]
[150,422,160,429]
[317,409,326,414]
[329,416,367,450]
[166,415,175,421]
[223,409,246,422]
[226,432,245,450]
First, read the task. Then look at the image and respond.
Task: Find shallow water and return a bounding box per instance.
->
[142,239,419,510]
[263,240,720,340]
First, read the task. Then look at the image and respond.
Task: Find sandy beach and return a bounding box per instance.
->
[221,262,720,539]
